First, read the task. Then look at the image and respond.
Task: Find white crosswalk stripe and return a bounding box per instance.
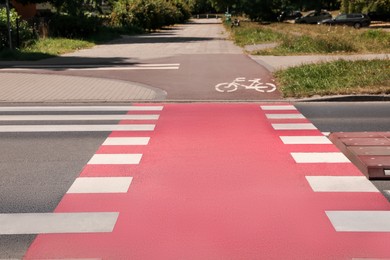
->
[266,114,305,119]
[87,154,143,165]
[103,137,150,145]
[272,123,317,130]
[326,211,390,232]
[0,106,162,132]
[0,124,156,132]
[260,105,297,110]
[0,212,118,234]
[0,106,164,112]
[0,64,180,71]
[280,136,332,144]
[0,114,159,121]
[291,152,350,163]
[67,177,133,194]
[306,176,379,192]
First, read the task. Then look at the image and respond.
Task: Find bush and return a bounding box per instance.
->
[48,14,103,39]
[110,0,190,32]
[0,8,35,50]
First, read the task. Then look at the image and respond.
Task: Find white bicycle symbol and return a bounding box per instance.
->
[215,77,277,93]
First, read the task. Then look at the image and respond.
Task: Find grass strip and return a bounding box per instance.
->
[228,22,390,55]
[0,38,95,61]
[275,59,390,98]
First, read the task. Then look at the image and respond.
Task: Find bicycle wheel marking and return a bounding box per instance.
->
[215,77,276,93]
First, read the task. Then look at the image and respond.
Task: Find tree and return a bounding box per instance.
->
[13,0,103,16]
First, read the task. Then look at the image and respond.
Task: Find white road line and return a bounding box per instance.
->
[266,114,305,119]
[272,123,317,130]
[291,152,350,163]
[67,177,133,194]
[0,212,118,234]
[0,106,164,112]
[306,176,379,192]
[0,125,155,132]
[326,211,390,232]
[137,64,180,67]
[0,115,160,121]
[280,136,332,144]
[65,66,179,71]
[88,154,142,165]
[103,137,150,146]
[261,105,297,110]
[322,132,331,136]
[0,64,180,71]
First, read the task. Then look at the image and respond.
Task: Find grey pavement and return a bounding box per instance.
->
[0,18,389,103]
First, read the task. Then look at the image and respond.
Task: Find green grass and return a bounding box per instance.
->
[275,59,390,98]
[0,38,95,61]
[228,22,390,55]
[25,38,94,55]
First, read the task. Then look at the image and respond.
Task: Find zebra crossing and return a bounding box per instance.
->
[2,104,390,259]
[0,106,162,133]
[0,105,162,238]
[261,104,390,235]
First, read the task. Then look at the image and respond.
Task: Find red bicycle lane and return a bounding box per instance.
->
[25,103,390,259]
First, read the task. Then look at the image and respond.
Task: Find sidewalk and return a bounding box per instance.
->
[0,73,166,103]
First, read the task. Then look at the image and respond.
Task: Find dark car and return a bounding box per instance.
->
[367,12,390,22]
[278,10,302,22]
[295,10,332,24]
[319,13,371,29]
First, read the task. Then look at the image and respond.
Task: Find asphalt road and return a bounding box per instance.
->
[296,101,390,201]
[0,127,112,258]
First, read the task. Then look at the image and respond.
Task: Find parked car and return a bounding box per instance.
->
[367,12,390,22]
[319,13,371,29]
[295,10,332,24]
[277,10,302,22]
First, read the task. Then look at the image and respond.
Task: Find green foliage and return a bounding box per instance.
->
[232,25,282,46]
[277,34,357,54]
[275,59,390,97]
[229,22,390,55]
[110,0,191,32]
[341,0,390,13]
[0,8,35,50]
[48,14,102,38]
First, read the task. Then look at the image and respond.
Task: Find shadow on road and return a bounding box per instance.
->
[0,57,140,70]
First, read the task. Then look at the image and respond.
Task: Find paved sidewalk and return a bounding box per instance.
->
[0,73,166,103]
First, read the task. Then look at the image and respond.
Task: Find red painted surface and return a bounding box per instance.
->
[25,104,390,259]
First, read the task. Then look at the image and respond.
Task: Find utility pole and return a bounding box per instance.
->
[5,0,13,49]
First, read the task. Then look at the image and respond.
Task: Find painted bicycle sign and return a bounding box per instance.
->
[215,77,276,93]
